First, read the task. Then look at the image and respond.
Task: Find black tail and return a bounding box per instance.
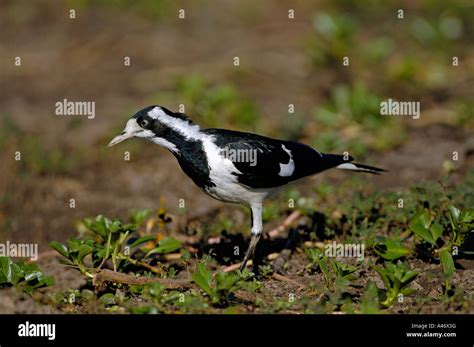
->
[319,153,386,175]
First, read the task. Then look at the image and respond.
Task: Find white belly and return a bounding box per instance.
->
[204,181,271,205]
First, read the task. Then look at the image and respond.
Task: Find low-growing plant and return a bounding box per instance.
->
[192,262,260,305]
[306,247,324,270]
[408,204,473,292]
[360,281,381,314]
[258,264,273,278]
[49,211,181,278]
[317,257,359,309]
[448,205,474,253]
[374,261,418,306]
[373,237,410,260]
[409,208,443,247]
[0,257,54,294]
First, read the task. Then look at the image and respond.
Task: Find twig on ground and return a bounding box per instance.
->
[268,210,301,239]
[163,253,183,261]
[271,272,305,290]
[122,256,165,275]
[93,269,193,289]
[222,260,253,273]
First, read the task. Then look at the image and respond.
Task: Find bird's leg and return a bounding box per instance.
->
[240,203,263,272]
[240,234,261,272]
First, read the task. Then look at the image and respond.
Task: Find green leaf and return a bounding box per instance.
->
[129,209,153,226]
[375,261,418,306]
[448,205,461,222]
[129,235,156,249]
[84,215,124,238]
[374,238,410,260]
[440,249,455,282]
[0,257,24,285]
[99,293,116,306]
[0,257,15,284]
[410,210,435,245]
[77,244,94,262]
[49,241,70,258]
[430,222,443,244]
[332,260,357,277]
[360,281,380,314]
[400,287,416,296]
[0,257,54,290]
[460,210,474,223]
[215,272,239,292]
[447,205,460,232]
[400,271,418,284]
[319,258,331,284]
[374,265,390,289]
[334,275,351,290]
[145,237,181,256]
[306,247,323,266]
[19,262,55,288]
[192,262,214,297]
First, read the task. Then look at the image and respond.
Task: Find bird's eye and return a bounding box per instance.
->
[140,119,150,128]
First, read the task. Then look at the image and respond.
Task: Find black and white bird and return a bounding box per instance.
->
[108,105,385,271]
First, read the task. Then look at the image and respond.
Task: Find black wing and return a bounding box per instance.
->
[203,129,351,189]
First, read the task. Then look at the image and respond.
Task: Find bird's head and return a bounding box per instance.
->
[107,105,200,152]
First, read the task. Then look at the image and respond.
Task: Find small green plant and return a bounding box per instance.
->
[409,205,473,292]
[0,257,54,294]
[448,205,474,251]
[258,264,273,278]
[439,249,455,292]
[50,212,181,278]
[317,257,359,310]
[306,247,324,270]
[192,262,259,305]
[374,261,418,306]
[192,262,238,305]
[360,281,381,314]
[409,209,443,247]
[320,258,357,284]
[374,237,410,260]
[439,205,474,291]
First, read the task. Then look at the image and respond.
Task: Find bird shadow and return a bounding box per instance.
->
[197,211,327,271]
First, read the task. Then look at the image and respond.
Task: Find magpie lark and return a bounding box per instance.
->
[108,105,385,271]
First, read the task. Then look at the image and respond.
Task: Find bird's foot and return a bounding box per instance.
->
[239,234,261,272]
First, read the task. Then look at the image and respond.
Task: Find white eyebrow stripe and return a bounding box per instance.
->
[148,107,204,140]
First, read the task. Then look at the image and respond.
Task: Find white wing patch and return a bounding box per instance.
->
[278,145,295,177]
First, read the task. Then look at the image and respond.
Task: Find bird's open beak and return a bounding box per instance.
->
[107,131,134,147]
